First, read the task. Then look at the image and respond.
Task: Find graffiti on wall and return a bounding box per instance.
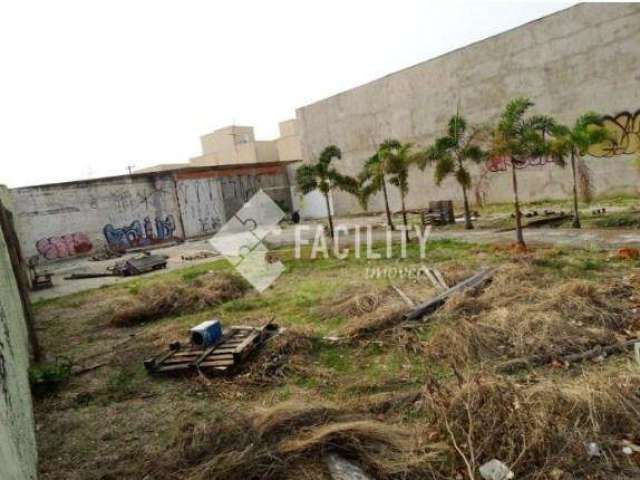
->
[588,110,640,157]
[198,216,222,234]
[35,232,93,260]
[103,215,176,250]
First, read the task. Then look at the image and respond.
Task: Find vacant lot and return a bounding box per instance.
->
[33,239,640,479]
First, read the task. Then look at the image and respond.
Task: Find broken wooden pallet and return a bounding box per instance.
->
[144,324,277,375]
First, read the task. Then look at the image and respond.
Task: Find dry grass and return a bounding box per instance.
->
[426,263,637,366]
[315,288,386,320]
[152,401,444,480]
[111,272,249,327]
[421,371,640,479]
[340,301,410,338]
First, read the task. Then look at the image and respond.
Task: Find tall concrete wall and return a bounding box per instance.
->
[296,3,640,215]
[11,165,293,262]
[0,186,38,480]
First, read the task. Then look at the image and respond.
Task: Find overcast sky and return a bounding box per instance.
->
[0,0,574,188]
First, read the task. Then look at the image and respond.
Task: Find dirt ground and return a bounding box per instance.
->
[31,237,640,479]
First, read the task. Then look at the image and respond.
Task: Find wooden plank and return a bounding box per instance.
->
[391,285,415,307]
[432,269,449,289]
[155,363,193,372]
[198,359,235,367]
[405,268,494,321]
[232,330,260,355]
[204,353,234,360]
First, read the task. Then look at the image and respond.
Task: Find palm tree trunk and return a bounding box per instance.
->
[324,191,335,239]
[400,193,409,241]
[462,184,474,230]
[570,151,581,229]
[381,178,395,230]
[510,161,525,246]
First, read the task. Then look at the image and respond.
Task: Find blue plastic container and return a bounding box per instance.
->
[190,319,223,347]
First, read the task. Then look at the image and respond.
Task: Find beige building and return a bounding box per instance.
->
[137,120,303,174]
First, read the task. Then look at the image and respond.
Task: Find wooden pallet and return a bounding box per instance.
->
[144,325,274,375]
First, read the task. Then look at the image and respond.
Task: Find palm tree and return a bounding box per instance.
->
[550,113,610,228]
[418,114,486,229]
[296,145,359,239]
[491,98,555,247]
[358,143,396,230]
[382,139,415,240]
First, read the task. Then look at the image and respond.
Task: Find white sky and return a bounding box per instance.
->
[0,0,575,188]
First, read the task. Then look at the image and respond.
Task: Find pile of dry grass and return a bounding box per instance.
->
[426,263,636,366]
[315,289,385,320]
[151,401,443,480]
[421,371,640,479]
[111,272,249,327]
[340,301,410,338]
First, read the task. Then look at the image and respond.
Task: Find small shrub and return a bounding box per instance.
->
[29,358,73,398]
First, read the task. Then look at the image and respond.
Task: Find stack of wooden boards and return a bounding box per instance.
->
[144,324,278,376]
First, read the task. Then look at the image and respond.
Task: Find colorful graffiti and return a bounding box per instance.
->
[103,215,176,249]
[486,154,555,172]
[198,216,222,234]
[588,110,640,157]
[35,232,93,260]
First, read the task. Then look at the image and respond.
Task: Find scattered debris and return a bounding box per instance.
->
[181,250,216,261]
[325,453,374,480]
[406,268,494,321]
[144,322,279,375]
[109,253,168,276]
[479,459,514,480]
[391,285,415,307]
[65,272,116,280]
[584,441,603,458]
[617,247,640,260]
[28,256,53,290]
[498,213,569,232]
[90,246,123,261]
[421,200,455,226]
[190,319,223,347]
[496,338,640,374]
[422,267,448,291]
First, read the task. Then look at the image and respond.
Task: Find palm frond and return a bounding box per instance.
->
[295,164,319,194]
[455,166,471,189]
[318,145,341,165]
[434,155,455,185]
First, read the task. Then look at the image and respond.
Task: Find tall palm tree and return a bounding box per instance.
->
[418,114,486,229]
[296,145,359,239]
[550,113,610,228]
[491,98,555,247]
[382,139,415,240]
[359,142,396,230]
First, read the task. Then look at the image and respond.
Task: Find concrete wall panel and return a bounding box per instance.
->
[0,186,38,480]
[296,4,640,215]
[12,174,182,260]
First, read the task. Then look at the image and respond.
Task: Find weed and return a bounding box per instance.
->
[29,358,73,398]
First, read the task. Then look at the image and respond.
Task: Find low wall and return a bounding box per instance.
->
[0,185,38,480]
[12,174,182,261]
[11,164,293,262]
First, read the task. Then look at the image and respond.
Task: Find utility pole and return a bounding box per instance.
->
[127,165,135,175]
